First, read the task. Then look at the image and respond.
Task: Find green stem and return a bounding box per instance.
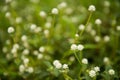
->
[63,73,73,80]
[79,12,93,37]
[74,51,81,65]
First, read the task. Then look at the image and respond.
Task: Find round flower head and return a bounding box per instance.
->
[94,66,100,72]
[95,19,102,25]
[51,8,59,14]
[39,11,47,18]
[70,44,77,50]
[88,5,96,12]
[116,26,120,31]
[89,70,96,77]
[8,26,15,33]
[108,69,115,75]
[77,44,84,51]
[82,58,88,64]
[79,24,85,31]
[53,60,62,69]
[62,64,69,69]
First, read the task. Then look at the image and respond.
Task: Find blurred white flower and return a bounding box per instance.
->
[108,69,115,75]
[103,57,109,64]
[44,29,49,37]
[2,47,8,53]
[8,26,15,33]
[53,60,62,69]
[104,35,110,42]
[51,8,59,14]
[70,44,77,50]
[19,64,25,73]
[90,29,96,36]
[16,17,22,23]
[37,54,43,59]
[77,44,84,51]
[88,5,96,12]
[116,26,120,31]
[82,58,88,64]
[104,1,110,7]
[79,24,85,31]
[45,22,51,28]
[23,58,29,64]
[27,67,34,73]
[95,19,102,25]
[57,2,67,9]
[30,24,37,31]
[94,36,101,42]
[21,35,27,42]
[63,64,69,69]
[75,34,79,38]
[22,49,29,55]
[39,46,45,53]
[39,11,47,18]
[89,70,96,77]
[5,12,11,18]
[94,66,100,72]
[33,50,39,55]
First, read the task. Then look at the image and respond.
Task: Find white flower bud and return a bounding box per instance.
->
[22,49,29,55]
[94,66,100,72]
[63,64,69,69]
[39,11,47,18]
[53,60,62,69]
[89,70,96,77]
[70,44,77,50]
[79,24,85,30]
[116,26,120,31]
[51,8,59,14]
[94,36,101,42]
[95,19,102,25]
[8,27,15,33]
[19,64,25,73]
[108,69,115,75]
[16,17,22,23]
[30,24,37,30]
[27,67,34,73]
[88,5,96,12]
[37,54,43,59]
[57,2,67,9]
[82,58,88,64]
[103,57,109,64]
[5,12,11,18]
[39,46,45,53]
[104,35,110,42]
[21,35,27,42]
[77,44,84,51]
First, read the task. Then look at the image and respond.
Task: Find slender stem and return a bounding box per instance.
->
[63,73,73,80]
[79,12,93,37]
[74,51,81,65]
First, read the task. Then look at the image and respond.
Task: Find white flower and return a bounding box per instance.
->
[51,8,59,14]
[77,44,84,51]
[45,22,51,28]
[13,44,19,49]
[5,12,11,18]
[53,60,62,69]
[103,57,109,63]
[63,64,69,69]
[108,69,115,75]
[116,26,120,31]
[21,35,27,42]
[37,54,43,59]
[27,67,34,73]
[104,35,110,42]
[94,36,101,42]
[95,19,102,25]
[8,26,15,33]
[82,58,88,64]
[34,27,42,33]
[16,17,22,23]
[44,29,49,37]
[39,46,45,53]
[33,50,39,55]
[79,24,85,30]
[39,11,47,18]
[23,58,29,64]
[104,1,110,7]
[90,29,96,36]
[70,44,77,50]
[88,5,96,12]
[94,66,100,72]
[22,49,29,55]
[30,24,37,30]
[57,2,67,9]
[75,34,79,37]
[89,70,96,77]
[19,64,25,73]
